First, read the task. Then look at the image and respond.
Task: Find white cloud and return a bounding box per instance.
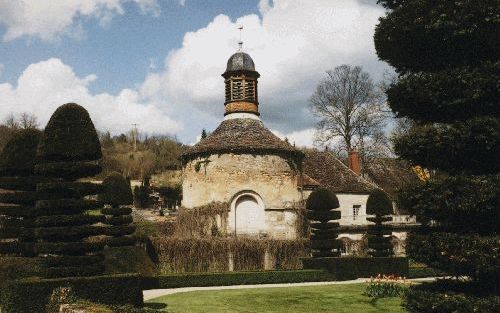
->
[0,58,180,135]
[143,0,389,138]
[271,128,316,148]
[0,1,389,144]
[0,0,160,41]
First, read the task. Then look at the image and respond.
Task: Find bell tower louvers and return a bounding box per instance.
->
[222,52,260,117]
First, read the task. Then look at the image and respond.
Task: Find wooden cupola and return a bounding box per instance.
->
[222,52,260,116]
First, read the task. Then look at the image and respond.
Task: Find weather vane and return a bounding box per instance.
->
[238,26,243,51]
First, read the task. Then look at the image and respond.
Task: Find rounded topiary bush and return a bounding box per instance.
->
[100,172,133,207]
[366,189,393,257]
[0,129,42,257]
[306,188,341,257]
[99,172,136,247]
[34,103,106,278]
[36,103,102,162]
[0,128,41,177]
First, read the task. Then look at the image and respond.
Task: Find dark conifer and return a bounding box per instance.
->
[99,172,135,247]
[366,189,393,257]
[34,103,105,278]
[0,129,42,257]
[375,0,499,309]
[306,188,341,257]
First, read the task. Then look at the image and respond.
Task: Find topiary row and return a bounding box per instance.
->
[306,188,342,257]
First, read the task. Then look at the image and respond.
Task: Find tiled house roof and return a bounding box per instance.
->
[363,158,421,197]
[297,174,321,189]
[302,150,375,194]
[181,118,303,160]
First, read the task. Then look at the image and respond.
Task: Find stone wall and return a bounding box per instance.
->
[182,153,303,239]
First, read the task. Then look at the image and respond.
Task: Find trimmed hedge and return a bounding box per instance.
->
[302,257,409,279]
[142,269,336,290]
[1,274,143,313]
[403,281,500,313]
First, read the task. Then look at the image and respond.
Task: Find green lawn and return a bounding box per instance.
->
[145,283,405,313]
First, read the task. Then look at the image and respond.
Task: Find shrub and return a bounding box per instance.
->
[99,172,133,206]
[143,269,336,290]
[99,172,136,248]
[1,274,144,313]
[366,189,393,257]
[375,0,499,310]
[134,185,151,209]
[302,256,409,279]
[305,188,341,257]
[151,237,309,273]
[36,103,102,162]
[104,246,157,276]
[403,281,500,313]
[0,129,42,258]
[34,103,106,278]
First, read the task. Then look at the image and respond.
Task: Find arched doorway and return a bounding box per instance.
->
[229,191,266,236]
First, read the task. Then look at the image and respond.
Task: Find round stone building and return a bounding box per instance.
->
[181,51,304,239]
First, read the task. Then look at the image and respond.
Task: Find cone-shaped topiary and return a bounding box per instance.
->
[306,188,341,257]
[366,189,393,257]
[34,103,106,278]
[99,172,136,247]
[0,129,42,257]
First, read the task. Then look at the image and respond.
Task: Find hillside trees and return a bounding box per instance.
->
[99,132,185,180]
[375,0,500,311]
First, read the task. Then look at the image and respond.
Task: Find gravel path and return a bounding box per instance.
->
[143,277,437,301]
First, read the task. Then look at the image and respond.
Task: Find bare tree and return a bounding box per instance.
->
[309,65,390,158]
[18,112,39,129]
[4,114,19,130]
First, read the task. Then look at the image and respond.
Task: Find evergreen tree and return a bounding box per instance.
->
[306,188,341,257]
[99,172,136,247]
[34,103,106,278]
[201,129,207,139]
[366,189,393,257]
[375,0,499,310]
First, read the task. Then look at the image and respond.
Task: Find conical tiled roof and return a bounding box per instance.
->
[182,118,303,160]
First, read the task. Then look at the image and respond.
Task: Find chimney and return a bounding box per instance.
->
[348,150,361,176]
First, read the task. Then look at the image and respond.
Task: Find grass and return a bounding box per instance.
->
[145,283,405,313]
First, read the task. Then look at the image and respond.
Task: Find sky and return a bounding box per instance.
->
[0,0,390,147]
